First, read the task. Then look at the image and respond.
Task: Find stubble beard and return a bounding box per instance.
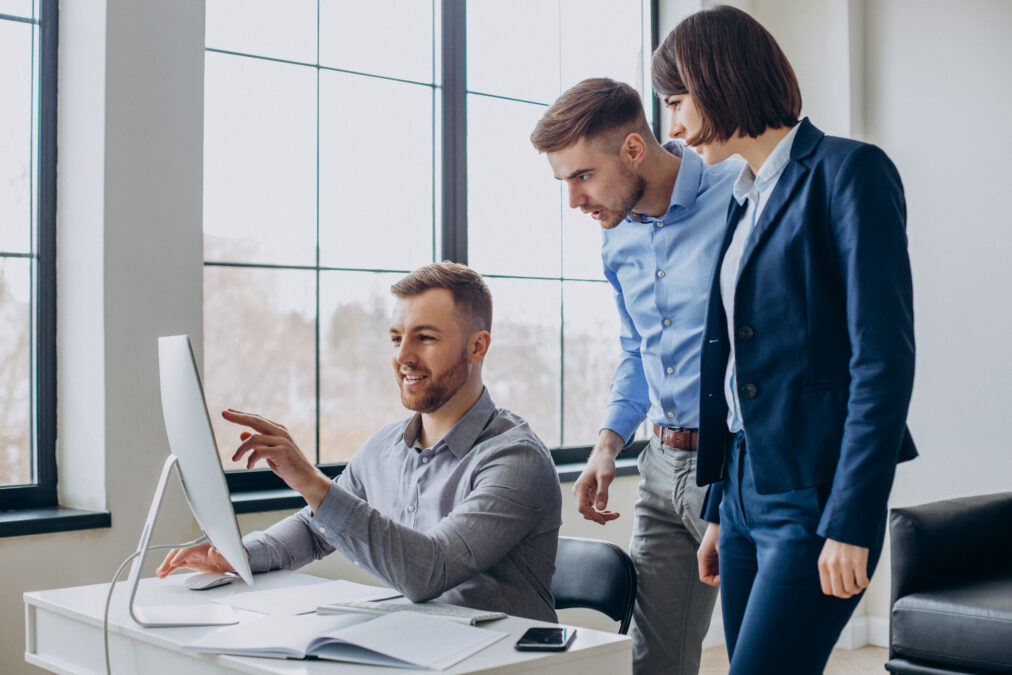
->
[399,348,470,414]
[598,170,646,230]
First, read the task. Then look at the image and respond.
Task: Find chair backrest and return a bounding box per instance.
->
[551,536,637,634]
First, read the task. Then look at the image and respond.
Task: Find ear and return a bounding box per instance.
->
[620,132,648,167]
[468,330,491,364]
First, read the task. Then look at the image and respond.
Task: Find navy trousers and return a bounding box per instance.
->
[718,432,885,674]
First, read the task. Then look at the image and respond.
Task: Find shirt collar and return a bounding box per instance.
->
[400,387,497,459]
[627,141,702,224]
[732,123,801,205]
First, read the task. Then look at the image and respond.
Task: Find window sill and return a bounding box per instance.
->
[555,456,639,483]
[0,506,111,539]
[229,458,641,514]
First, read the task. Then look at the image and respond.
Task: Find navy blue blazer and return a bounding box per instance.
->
[697,119,917,549]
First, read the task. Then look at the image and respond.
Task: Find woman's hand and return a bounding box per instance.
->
[818,538,869,598]
[697,522,720,586]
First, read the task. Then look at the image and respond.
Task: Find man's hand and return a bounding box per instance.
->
[697,522,720,586]
[224,409,332,512]
[573,429,625,525]
[156,541,236,578]
[818,538,870,598]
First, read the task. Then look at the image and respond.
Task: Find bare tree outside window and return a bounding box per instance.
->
[0,262,31,486]
[202,0,650,479]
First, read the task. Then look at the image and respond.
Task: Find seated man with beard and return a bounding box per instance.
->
[156,262,562,622]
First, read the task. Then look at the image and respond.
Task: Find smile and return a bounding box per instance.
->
[402,374,428,386]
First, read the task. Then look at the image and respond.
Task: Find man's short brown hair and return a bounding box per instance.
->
[390,261,492,332]
[652,5,801,147]
[530,77,652,154]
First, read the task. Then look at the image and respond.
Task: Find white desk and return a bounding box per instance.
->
[24,571,631,674]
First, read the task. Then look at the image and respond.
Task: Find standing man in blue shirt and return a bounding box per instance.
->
[531,78,739,674]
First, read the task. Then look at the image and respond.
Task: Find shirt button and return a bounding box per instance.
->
[737,325,755,341]
[666,411,674,418]
[407,505,416,513]
[656,270,665,278]
[421,457,429,464]
[318,526,326,534]
[655,221,664,228]
[740,383,758,399]
[663,318,671,326]
[666,366,674,374]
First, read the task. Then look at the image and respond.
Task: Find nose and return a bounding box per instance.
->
[667,114,684,140]
[567,185,585,210]
[394,340,415,366]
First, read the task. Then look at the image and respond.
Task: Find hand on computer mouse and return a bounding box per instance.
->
[156,541,237,578]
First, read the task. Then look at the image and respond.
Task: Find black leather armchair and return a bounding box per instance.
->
[887,492,1012,674]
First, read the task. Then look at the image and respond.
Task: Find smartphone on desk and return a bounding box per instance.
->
[514,627,576,651]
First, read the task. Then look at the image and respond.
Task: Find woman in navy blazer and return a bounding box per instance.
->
[652,6,916,672]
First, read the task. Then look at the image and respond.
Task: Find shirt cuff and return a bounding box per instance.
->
[601,407,643,446]
[242,532,273,573]
[308,481,360,541]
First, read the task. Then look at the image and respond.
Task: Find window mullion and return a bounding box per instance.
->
[440,0,466,263]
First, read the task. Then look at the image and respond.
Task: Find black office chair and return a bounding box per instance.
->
[551,536,637,634]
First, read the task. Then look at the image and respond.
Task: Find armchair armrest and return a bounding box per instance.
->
[890,491,1012,604]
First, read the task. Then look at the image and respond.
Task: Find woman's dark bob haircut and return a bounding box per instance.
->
[652,5,801,147]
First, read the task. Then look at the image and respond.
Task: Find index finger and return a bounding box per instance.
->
[222,409,285,436]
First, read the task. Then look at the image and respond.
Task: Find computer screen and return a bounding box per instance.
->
[157,334,253,585]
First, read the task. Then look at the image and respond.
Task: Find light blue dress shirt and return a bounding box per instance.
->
[601,144,742,441]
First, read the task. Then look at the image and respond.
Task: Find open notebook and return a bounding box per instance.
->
[182,611,507,670]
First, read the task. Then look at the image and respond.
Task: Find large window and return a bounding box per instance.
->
[203,0,654,488]
[0,0,57,510]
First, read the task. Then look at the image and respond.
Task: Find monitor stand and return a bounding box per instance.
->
[125,455,239,627]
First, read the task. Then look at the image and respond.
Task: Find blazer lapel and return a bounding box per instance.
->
[738,118,824,277]
[714,197,747,292]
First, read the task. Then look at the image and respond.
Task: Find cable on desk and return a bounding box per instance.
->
[103,535,207,675]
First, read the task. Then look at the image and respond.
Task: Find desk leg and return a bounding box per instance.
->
[25,602,37,656]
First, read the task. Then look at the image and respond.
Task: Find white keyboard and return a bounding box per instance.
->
[317,599,507,625]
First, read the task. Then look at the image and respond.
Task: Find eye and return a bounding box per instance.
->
[419,334,435,342]
[391,335,402,345]
[578,173,590,182]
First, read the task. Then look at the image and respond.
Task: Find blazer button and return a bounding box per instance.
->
[740,383,758,399]
[736,325,754,341]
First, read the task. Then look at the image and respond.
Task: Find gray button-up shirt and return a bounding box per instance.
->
[243,389,562,621]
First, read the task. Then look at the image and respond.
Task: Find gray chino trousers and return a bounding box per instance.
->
[629,435,718,675]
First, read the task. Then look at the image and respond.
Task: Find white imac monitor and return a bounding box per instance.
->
[125,335,253,627]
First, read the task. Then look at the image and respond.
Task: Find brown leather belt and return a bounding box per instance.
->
[652,424,698,451]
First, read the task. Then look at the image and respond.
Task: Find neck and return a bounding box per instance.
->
[737,125,793,176]
[418,377,483,448]
[631,144,681,219]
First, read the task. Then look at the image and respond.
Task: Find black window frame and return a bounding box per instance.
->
[0,0,59,512]
[221,0,658,497]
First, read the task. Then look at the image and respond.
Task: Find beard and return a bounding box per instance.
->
[398,348,470,414]
[596,169,646,229]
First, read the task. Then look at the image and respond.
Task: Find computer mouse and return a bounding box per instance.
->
[184,572,235,591]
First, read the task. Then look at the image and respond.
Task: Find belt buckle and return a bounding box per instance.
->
[657,425,694,451]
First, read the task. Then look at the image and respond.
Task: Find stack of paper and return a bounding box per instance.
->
[183,612,507,670]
